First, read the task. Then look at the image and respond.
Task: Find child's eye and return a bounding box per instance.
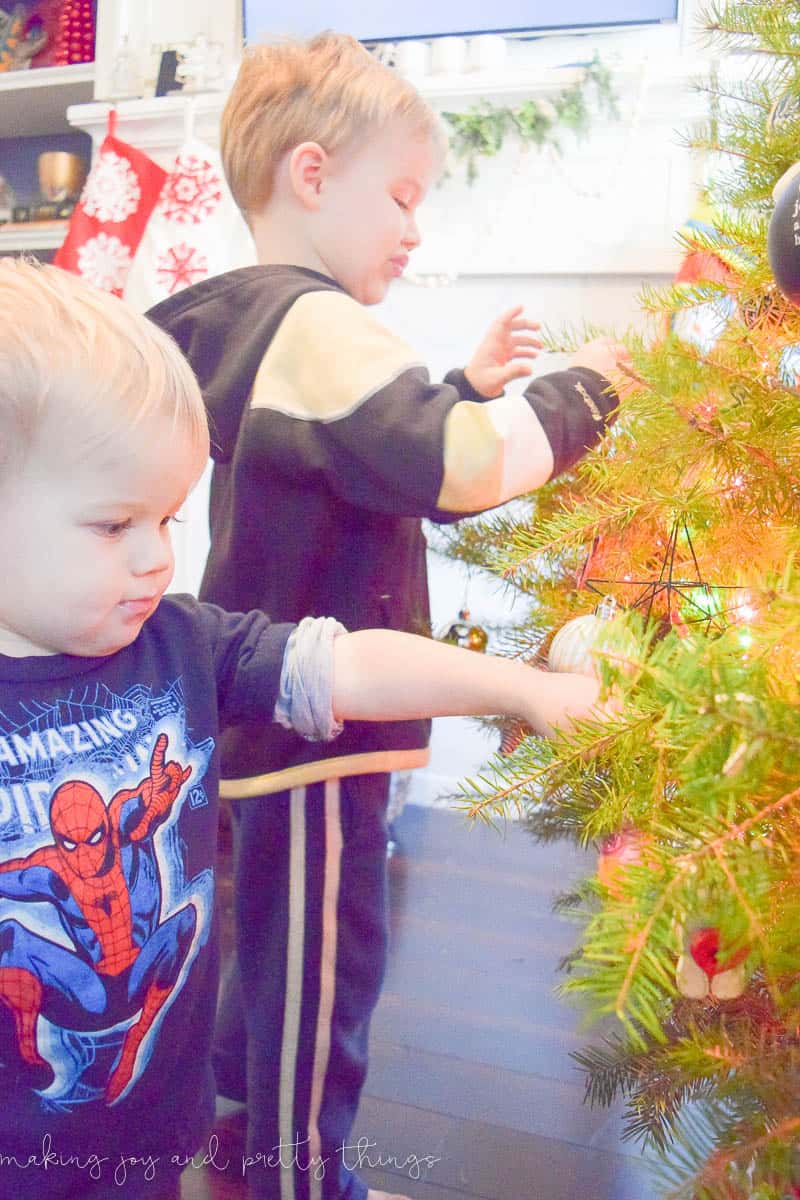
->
[161,514,183,528]
[394,197,409,211]
[94,520,131,537]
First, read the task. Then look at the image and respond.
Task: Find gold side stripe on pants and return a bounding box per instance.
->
[220,748,429,800]
[279,787,307,1200]
[308,779,343,1200]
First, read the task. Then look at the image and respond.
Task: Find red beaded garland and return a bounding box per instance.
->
[53,0,96,66]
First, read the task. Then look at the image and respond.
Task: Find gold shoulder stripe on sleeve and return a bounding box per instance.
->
[250,290,423,421]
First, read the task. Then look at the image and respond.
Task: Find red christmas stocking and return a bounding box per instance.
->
[54,110,167,296]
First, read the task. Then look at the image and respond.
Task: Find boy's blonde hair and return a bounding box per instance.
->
[222,31,442,215]
[0,259,208,465]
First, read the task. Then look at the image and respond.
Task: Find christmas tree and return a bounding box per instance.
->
[443,4,800,1195]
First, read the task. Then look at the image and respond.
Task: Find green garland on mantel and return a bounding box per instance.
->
[442,53,619,183]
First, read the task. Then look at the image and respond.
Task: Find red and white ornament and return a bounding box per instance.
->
[675,925,748,1000]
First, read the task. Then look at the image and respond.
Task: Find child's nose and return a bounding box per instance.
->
[403,214,421,249]
[130,528,173,577]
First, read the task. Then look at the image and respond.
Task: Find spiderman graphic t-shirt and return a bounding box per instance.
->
[0,595,293,1198]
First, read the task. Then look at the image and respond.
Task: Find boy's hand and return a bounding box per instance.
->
[523,669,608,738]
[570,336,636,401]
[464,305,543,398]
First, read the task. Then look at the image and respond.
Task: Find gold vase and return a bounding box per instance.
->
[37,152,87,203]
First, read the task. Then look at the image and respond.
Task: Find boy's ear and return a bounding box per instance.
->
[288,142,328,211]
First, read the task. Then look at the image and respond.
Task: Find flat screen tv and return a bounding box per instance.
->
[243,1,679,43]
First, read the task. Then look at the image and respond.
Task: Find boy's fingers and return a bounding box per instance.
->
[500,363,534,383]
[509,330,544,342]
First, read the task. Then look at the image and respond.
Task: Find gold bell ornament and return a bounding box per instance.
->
[435,608,489,653]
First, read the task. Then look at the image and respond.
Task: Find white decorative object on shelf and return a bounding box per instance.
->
[109,35,144,100]
[93,0,241,101]
[429,36,465,75]
[467,34,507,73]
[0,176,14,223]
[175,34,226,93]
[369,42,397,68]
[429,36,466,75]
[394,39,428,80]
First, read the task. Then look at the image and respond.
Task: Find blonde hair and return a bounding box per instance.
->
[222,31,442,214]
[0,259,208,466]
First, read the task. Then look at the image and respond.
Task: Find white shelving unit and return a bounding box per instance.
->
[0,63,95,138]
[0,64,95,255]
[0,221,68,253]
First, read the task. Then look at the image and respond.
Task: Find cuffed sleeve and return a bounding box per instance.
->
[523,366,618,478]
[442,367,493,404]
[274,615,347,741]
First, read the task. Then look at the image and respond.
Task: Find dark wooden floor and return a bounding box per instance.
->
[181,804,658,1200]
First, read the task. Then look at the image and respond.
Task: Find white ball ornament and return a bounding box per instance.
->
[547,596,620,676]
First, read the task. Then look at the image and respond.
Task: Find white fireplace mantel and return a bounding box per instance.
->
[67,69,704,277]
[66,16,727,277]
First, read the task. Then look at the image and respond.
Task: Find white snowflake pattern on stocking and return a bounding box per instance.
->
[156,243,210,295]
[81,151,142,224]
[77,233,133,292]
[157,155,222,225]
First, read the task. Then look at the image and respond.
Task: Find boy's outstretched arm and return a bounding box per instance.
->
[438,330,634,511]
[332,629,601,737]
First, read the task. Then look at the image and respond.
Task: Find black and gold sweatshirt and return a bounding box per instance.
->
[149,265,618,797]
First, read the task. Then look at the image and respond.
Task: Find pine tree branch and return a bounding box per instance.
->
[712,846,780,1006]
[695,1116,800,1195]
[679,782,800,864]
[615,874,683,1027]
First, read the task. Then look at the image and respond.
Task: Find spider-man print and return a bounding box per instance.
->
[0,732,194,1104]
